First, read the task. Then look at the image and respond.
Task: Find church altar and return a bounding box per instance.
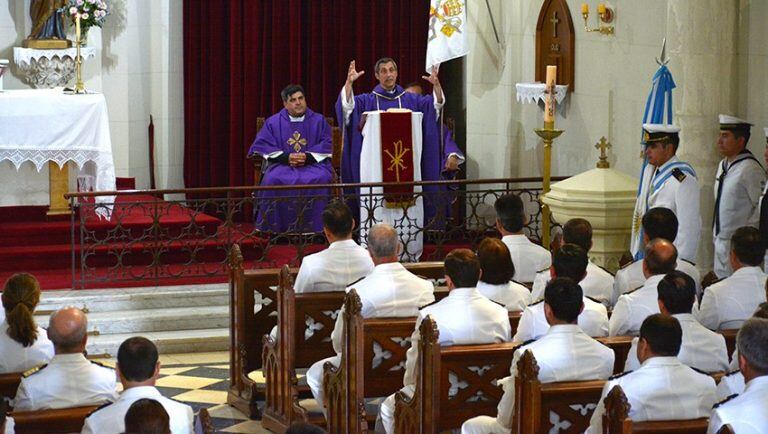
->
[13,47,98,88]
[0,88,115,217]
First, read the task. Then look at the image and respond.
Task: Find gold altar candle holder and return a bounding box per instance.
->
[74,14,86,94]
[535,121,563,250]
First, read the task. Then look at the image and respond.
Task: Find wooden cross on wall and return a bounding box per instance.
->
[550,12,560,37]
[535,0,575,91]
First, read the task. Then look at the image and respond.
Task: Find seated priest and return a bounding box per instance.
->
[248,84,334,233]
[336,58,463,225]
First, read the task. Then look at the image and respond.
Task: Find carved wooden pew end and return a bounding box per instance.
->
[602,385,708,434]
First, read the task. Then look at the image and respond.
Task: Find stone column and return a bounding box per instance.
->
[666,0,739,272]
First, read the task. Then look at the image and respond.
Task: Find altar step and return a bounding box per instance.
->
[36,283,232,357]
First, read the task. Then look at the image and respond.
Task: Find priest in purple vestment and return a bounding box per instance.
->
[248,85,334,233]
[335,58,464,227]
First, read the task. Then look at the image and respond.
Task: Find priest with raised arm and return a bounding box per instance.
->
[335,58,464,226]
[248,84,334,233]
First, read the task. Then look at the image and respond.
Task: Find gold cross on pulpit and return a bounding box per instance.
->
[384,140,410,182]
[287,131,307,152]
[550,11,560,38]
[595,137,612,168]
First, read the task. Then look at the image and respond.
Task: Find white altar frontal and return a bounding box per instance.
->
[359,110,424,260]
[0,88,115,216]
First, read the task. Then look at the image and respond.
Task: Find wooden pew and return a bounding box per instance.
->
[261,265,345,432]
[719,329,738,359]
[323,289,417,433]
[393,316,516,433]
[597,336,634,374]
[10,405,99,434]
[512,350,606,434]
[602,385,708,433]
[0,373,21,401]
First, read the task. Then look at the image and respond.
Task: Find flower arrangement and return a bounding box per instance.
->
[61,0,109,36]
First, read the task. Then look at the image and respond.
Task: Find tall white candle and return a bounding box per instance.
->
[544,65,557,123]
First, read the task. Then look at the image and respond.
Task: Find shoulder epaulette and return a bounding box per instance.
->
[419,299,440,310]
[671,168,687,182]
[87,401,114,416]
[624,285,643,295]
[609,370,633,380]
[536,267,550,274]
[346,276,366,288]
[724,369,741,377]
[511,279,527,286]
[713,394,738,409]
[89,360,114,370]
[528,299,544,307]
[511,338,537,353]
[22,364,47,378]
[596,264,616,276]
[584,295,602,304]
[690,366,709,376]
[620,260,635,270]
[680,258,696,267]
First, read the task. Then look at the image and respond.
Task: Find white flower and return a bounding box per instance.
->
[81,12,89,19]
[76,0,84,5]
[69,6,78,14]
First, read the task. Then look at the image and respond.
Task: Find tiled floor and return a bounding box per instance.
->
[102,351,270,433]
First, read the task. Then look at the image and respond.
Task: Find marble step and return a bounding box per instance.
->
[34,305,230,335]
[85,327,230,358]
[37,283,229,314]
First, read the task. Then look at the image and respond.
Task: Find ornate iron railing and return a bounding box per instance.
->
[66,177,566,289]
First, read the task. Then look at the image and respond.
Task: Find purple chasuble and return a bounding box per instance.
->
[334,84,464,224]
[248,108,333,232]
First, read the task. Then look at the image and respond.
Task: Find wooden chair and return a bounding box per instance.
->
[227,245,299,418]
[0,373,21,401]
[323,289,418,434]
[250,116,342,187]
[261,265,345,433]
[602,385,708,433]
[194,408,214,434]
[393,316,517,433]
[511,350,606,434]
[10,405,99,434]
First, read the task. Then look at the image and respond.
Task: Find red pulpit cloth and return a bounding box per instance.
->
[379,112,416,208]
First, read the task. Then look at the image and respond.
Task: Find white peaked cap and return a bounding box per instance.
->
[719,114,753,126]
[642,123,681,134]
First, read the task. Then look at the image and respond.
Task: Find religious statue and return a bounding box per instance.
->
[24,0,72,49]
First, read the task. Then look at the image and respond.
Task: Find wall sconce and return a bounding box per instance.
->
[581,3,614,35]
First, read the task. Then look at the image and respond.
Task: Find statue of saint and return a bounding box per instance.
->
[24,0,71,48]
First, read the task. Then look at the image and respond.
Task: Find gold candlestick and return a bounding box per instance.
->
[535,121,563,250]
[74,14,85,94]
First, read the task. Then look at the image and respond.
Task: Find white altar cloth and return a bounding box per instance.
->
[0,88,115,217]
[359,111,424,261]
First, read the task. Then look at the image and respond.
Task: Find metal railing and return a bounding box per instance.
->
[65,177,566,289]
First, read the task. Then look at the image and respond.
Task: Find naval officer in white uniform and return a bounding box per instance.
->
[494,194,551,284]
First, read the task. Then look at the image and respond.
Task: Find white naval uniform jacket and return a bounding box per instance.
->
[632,157,701,263]
[531,261,615,307]
[293,239,374,293]
[81,386,194,434]
[715,370,745,400]
[476,280,531,312]
[512,297,608,342]
[0,322,54,373]
[695,266,768,330]
[501,234,551,284]
[708,375,768,434]
[330,262,435,354]
[609,274,663,336]
[585,357,717,434]
[12,353,118,411]
[495,325,614,429]
[612,259,700,306]
[623,313,729,372]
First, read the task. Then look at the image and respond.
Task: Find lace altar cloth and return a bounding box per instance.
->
[515,82,569,105]
[13,47,97,65]
[0,88,115,218]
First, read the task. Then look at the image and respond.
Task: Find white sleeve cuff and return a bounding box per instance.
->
[341,87,355,125]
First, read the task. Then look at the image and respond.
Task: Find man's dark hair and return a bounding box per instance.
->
[563,218,592,251]
[117,337,159,382]
[124,398,170,434]
[286,422,328,434]
[281,84,305,102]
[657,270,696,314]
[732,128,752,147]
[736,318,768,375]
[642,207,679,242]
[639,314,682,357]
[321,201,354,238]
[494,194,525,233]
[643,239,678,275]
[553,244,588,281]
[544,277,583,323]
[754,302,768,319]
[444,248,481,289]
[477,237,514,285]
[374,57,398,73]
[731,226,764,266]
